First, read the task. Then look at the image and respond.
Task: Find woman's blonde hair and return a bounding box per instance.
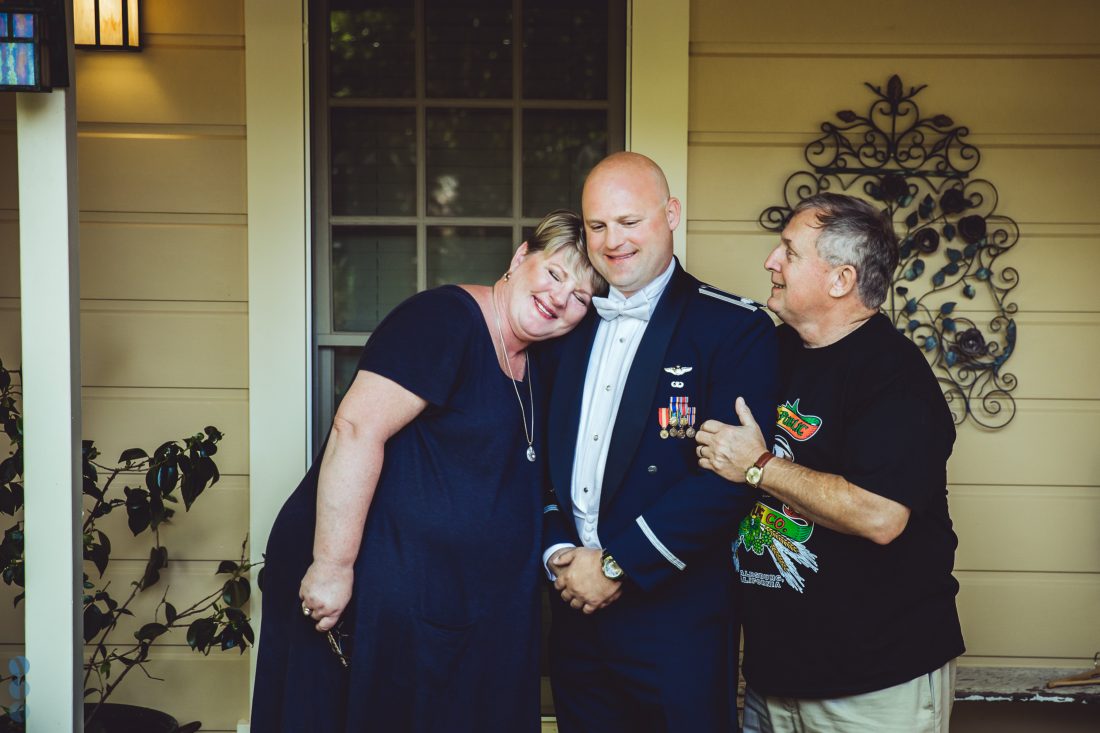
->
[525,209,608,296]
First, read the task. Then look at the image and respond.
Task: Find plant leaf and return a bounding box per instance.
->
[83,604,105,643]
[187,618,217,653]
[139,545,168,590]
[135,622,169,642]
[118,448,148,464]
[222,577,250,608]
[124,487,151,536]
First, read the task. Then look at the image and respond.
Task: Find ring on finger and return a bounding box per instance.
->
[697,445,704,458]
[302,605,312,617]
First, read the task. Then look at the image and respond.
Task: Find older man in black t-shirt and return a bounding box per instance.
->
[695,193,964,732]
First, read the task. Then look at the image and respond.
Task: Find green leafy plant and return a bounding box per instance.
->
[0,359,262,730]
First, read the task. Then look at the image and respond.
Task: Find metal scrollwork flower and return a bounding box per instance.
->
[760,75,1019,429]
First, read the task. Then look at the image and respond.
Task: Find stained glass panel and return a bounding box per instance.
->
[0,42,36,88]
[13,14,34,39]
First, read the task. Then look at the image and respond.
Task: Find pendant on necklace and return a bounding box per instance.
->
[526,446,537,462]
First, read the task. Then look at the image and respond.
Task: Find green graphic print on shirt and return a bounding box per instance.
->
[733,399,821,593]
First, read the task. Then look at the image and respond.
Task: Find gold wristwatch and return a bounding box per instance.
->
[745,451,775,489]
[600,549,626,581]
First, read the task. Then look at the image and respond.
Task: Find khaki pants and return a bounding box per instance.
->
[743,659,957,733]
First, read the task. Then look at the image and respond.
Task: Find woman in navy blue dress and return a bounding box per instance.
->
[252,210,605,732]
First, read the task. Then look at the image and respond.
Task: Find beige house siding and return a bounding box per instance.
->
[686,0,1099,726]
[0,1,249,730]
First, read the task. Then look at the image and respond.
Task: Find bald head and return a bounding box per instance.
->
[584,151,671,205]
[580,152,680,296]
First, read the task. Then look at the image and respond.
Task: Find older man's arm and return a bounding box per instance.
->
[695,397,910,545]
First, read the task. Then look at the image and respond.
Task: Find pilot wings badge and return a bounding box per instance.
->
[663,365,693,376]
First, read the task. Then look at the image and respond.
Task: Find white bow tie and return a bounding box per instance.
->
[593,294,652,322]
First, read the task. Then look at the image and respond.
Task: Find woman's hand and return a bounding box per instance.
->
[299,559,353,632]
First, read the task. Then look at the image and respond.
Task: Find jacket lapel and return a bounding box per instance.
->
[600,262,694,509]
[548,311,598,512]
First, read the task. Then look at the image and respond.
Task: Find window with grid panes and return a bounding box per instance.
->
[311,0,625,443]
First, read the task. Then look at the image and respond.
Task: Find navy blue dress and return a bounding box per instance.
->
[252,286,544,732]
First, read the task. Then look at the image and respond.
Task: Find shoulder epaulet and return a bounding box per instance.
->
[698,285,763,311]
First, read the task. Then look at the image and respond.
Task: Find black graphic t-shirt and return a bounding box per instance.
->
[737,313,965,699]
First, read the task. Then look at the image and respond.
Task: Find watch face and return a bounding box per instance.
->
[746,466,763,487]
[601,556,624,580]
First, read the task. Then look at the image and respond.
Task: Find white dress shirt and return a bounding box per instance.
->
[543,258,676,575]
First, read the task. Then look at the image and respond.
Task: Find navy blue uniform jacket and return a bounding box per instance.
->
[542,262,778,661]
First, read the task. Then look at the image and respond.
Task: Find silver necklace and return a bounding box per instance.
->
[490,283,536,462]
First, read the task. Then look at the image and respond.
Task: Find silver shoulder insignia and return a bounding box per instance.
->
[698,286,762,311]
[664,365,693,376]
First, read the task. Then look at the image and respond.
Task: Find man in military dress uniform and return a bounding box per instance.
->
[542,152,778,732]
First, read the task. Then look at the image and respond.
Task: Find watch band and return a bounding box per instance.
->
[754,451,776,472]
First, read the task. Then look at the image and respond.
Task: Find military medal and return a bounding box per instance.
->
[685,407,697,438]
[676,397,688,437]
[658,407,670,439]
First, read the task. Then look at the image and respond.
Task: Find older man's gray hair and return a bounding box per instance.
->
[792,193,899,309]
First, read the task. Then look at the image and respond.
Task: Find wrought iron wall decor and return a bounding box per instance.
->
[759,75,1019,429]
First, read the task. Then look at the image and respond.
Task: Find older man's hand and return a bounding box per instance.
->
[552,547,622,614]
[695,396,769,484]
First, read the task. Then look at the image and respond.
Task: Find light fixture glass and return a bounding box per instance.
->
[73,0,95,45]
[73,0,140,50]
[0,9,42,90]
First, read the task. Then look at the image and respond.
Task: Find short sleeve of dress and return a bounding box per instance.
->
[356,286,479,407]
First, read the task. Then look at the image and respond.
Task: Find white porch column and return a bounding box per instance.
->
[244,0,311,718]
[16,83,83,733]
[628,0,690,263]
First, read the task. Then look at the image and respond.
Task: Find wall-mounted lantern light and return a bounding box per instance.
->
[0,0,67,92]
[73,0,139,50]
